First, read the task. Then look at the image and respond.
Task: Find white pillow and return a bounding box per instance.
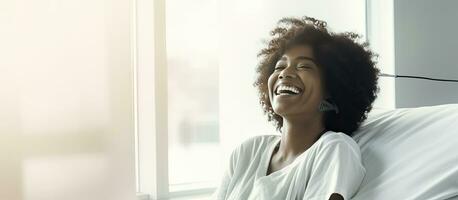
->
[351,104,458,200]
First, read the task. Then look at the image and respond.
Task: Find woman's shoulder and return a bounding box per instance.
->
[230,134,279,156]
[241,134,279,145]
[237,134,279,151]
[315,131,361,153]
[319,131,358,144]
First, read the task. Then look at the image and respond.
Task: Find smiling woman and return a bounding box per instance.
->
[213,16,379,200]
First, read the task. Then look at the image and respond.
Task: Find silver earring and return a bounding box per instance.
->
[319,99,339,114]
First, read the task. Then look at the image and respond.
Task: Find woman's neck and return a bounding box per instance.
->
[275,116,326,162]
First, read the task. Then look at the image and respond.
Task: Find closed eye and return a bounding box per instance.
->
[297,63,313,69]
[274,65,286,70]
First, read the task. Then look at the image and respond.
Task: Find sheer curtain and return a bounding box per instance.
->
[0,1,136,199]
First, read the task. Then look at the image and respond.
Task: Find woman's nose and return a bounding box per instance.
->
[278,67,297,79]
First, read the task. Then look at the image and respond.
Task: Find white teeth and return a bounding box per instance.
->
[276,85,300,95]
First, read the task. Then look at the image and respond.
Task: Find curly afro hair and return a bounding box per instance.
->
[254,16,379,136]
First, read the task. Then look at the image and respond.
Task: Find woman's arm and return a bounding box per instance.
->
[212,144,242,200]
[302,135,365,200]
[212,170,232,200]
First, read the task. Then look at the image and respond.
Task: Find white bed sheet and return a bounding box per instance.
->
[351,104,458,200]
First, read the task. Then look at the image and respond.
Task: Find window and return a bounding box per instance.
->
[166,0,221,193]
[136,0,368,199]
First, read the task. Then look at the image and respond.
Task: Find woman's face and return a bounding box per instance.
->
[267,45,325,119]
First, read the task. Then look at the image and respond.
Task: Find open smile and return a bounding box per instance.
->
[274,84,303,96]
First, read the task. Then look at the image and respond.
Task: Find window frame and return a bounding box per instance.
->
[135,0,169,198]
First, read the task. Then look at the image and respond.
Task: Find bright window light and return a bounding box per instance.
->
[166,0,221,192]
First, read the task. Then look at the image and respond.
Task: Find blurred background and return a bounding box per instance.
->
[1,0,457,200]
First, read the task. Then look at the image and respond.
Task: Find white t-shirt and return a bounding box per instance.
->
[212,131,365,200]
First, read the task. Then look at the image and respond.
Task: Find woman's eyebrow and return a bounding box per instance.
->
[295,56,316,62]
[280,56,315,61]
[279,56,317,65]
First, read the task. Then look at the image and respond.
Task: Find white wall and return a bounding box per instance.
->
[394,0,458,108]
[218,0,367,165]
[0,1,135,200]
